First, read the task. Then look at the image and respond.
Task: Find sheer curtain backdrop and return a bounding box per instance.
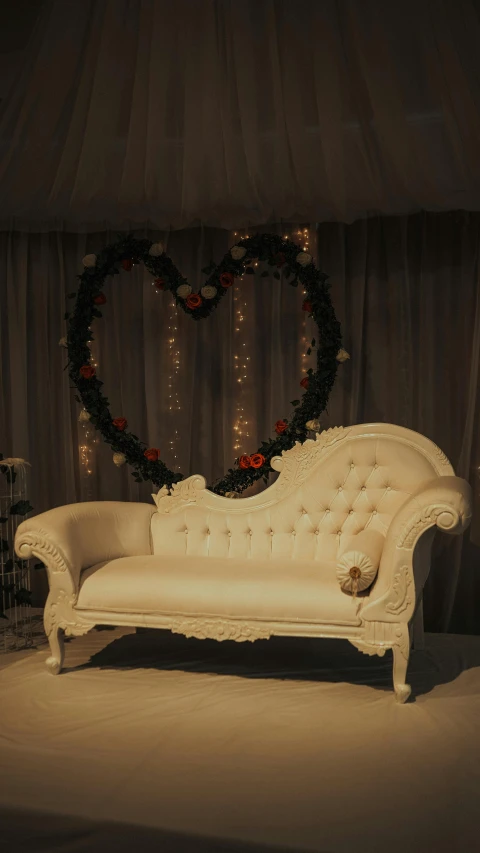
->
[2,0,480,231]
[0,211,479,632]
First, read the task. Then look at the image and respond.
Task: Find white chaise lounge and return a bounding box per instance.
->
[15,424,471,702]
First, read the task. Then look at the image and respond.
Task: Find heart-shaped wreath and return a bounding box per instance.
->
[64,233,346,495]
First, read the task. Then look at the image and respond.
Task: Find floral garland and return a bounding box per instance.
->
[64,233,348,495]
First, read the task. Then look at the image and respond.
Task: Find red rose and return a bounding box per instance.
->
[238,454,251,470]
[144,447,160,462]
[302,300,313,313]
[275,419,288,435]
[300,376,309,389]
[94,293,107,305]
[113,417,127,431]
[250,453,265,469]
[274,252,286,267]
[220,271,235,288]
[79,365,96,379]
[154,277,166,290]
[121,259,133,271]
[186,293,202,309]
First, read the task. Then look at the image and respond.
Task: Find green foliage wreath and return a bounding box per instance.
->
[65,233,345,495]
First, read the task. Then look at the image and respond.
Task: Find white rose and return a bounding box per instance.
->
[231,246,246,260]
[306,419,321,432]
[201,285,217,299]
[82,253,97,268]
[336,348,350,363]
[177,284,192,299]
[296,252,312,267]
[78,409,91,422]
[58,336,68,348]
[113,452,127,467]
[148,242,164,257]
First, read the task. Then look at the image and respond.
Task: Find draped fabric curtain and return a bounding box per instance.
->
[2,0,480,231]
[1,212,479,631]
[316,212,480,635]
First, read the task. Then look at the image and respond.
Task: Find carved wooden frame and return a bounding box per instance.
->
[16,534,95,675]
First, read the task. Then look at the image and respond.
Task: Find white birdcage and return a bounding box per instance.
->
[0,458,43,652]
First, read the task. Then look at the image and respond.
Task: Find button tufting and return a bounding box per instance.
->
[386,486,391,491]
[185,528,188,534]
[292,531,296,536]
[349,510,354,514]
[361,486,366,491]
[350,463,355,468]
[338,486,343,491]
[372,510,377,515]
[228,531,232,536]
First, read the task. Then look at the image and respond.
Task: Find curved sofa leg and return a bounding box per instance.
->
[43,590,94,675]
[392,624,412,703]
[46,624,65,675]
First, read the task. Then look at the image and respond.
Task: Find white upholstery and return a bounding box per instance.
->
[14,501,155,591]
[78,555,362,625]
[14,424,472,703]
[150,435,435,563]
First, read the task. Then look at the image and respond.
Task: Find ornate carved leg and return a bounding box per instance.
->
[43,590,94,675]
[46,623,65,675]
[392,623,411,703]
[350,621,412,702]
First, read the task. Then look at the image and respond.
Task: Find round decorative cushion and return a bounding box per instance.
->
[336,529,385,596]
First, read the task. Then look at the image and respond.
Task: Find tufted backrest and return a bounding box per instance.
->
[150,425,452,562]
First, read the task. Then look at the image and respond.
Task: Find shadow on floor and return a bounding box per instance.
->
[71,628,480,701]
[0,805,306,853]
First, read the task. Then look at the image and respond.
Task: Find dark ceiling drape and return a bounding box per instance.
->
[2,0,480,231]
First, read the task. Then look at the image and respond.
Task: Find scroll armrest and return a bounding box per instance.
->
[361,476,472,620]
[15,501,156,594]
[386,475,472,551]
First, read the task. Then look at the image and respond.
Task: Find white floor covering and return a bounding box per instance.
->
[1,627,479,853]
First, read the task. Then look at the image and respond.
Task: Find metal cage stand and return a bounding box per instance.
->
[1,459,43,652]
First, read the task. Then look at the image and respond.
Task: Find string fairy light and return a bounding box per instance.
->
[151,277,182,468]
[232,231,251,454]
[231,225,314,457]
[78,332,99,497]
[297,226,314,376]
[166,296,181,467]
[276,225,313,373]
[78,261,186,484]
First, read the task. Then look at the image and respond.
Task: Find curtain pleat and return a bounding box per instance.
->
[0,212,479,630]
[3,0,480,230]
